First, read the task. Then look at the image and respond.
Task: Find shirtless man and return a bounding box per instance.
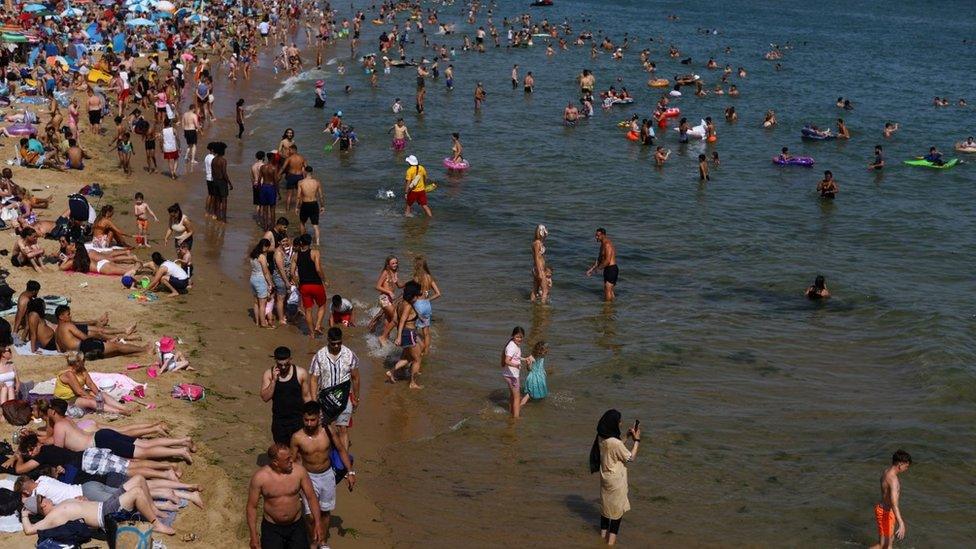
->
[296,166,324,246]
[563,102,579,125]
[278,145,306,212]
[871,450,911,549]
[388,118,412,152]
[368,256,404,341]
[259,154,281,229]
[585,228,618,301]
[54,305,145,360]
[251,151,266,217]
[85,88,103,135]
[20,479,176,537]
[47,398,193,462]
[180,105,201,164]
[290,401,355,547]
[246,444,321,549]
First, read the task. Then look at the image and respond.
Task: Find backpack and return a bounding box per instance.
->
[171,383,205,401]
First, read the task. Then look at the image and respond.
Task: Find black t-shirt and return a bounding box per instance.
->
[34,445,82,469]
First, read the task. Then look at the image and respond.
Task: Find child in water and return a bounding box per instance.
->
[521,341,550,404]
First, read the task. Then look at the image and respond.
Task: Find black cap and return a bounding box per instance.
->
[273,346,291,360]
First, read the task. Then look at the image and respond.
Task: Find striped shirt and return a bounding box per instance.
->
[309,345,358,389]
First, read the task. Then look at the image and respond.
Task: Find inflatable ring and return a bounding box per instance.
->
[707,135,717,143]
[663,107,681,118]
[772,156,815,166]
[443,157,469,170]
[953,143,976,153]
[648,78,670,88]
[626,131,639,142]
[87,69,111,85]
[657,118,668,129]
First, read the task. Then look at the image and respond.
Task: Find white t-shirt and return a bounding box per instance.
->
[161,127,177,152]
[204,153,215,181]
[259,21,270,34]
[162,260,189,281]
[33,476,83,505]
[504,340,521,378]
[310,345,358,389]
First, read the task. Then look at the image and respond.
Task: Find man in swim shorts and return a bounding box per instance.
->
[296,166,324,246]
[871,450,911,549]
[247,444,321,549]
[290,401,355,547]
[54,306,145,360]
[278,144,307,211]
[586,227,618,302]
[20,477,176,537]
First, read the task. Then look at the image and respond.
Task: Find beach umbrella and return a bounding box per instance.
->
[174,7,191,16]
[155,0,175,12]
[128,4,149,12]
[125,17,156,27]
[60,8,83,17]
[188,14,208,23]
[23,4,47,13]
[152,11,172,20]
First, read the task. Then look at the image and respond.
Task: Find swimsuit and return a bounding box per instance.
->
[93,429,137,459]
[874,503,895,538]
[299,201,319,225]
[284,173,302,189]
[603,265,619,285]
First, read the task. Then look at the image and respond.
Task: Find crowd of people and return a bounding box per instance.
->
[0,0,933,545]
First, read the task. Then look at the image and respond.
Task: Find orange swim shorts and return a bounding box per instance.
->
[874,503,895,538]
[137,218,149,231]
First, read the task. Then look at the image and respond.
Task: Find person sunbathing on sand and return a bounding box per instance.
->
[59,239,138,276]
[19,483,177,537]
[55,308,146,362]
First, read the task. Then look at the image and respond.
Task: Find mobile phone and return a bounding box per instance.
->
[634,419,640,430]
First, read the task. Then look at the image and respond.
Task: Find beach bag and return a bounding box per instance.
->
[1,399,32,425]
[171,383,205,402]
[316,379,351,424]
[287,285,300,307]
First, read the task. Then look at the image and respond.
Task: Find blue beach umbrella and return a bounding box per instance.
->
[23,4,48,13]
[152,11,172,20]
[126,17,156,27]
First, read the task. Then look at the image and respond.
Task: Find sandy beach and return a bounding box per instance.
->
[0,23,393,549]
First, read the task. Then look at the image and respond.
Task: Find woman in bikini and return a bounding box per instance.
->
[60,240,138,276]
[532,224,550,303]
[387,281,423,389]
[91,205,132,248]
[0,346,19,404]
[412,256,442,356]
[368,255,403,341]
[163,203,194,250]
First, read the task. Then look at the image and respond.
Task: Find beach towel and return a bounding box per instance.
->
[0,477,22,532]
[13,340,61,356]
[31,373,143,402]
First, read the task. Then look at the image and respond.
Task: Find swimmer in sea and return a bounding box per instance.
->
[524,72,535,93]
[724,106,738,122]
[585,228,618,302]
[870,450,911,549]
[698,154,710,181]
[836,97,845,108]
[474,82,486,111]
[654,146,670,166]
[388,118,412,152]
[804,275,830,299]
[778,147,793,162]
[563,102,579,125]
[868,145,885,170]
[883,122,899,138]
[711,151,720,166]
[763,111,777,128]
[450,133,463,163]
[837,118,850,139]
[817,170,839,199]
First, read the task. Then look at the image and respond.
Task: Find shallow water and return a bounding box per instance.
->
[206,0,976,545]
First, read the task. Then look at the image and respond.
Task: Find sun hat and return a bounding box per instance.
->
[405,155,418,166]
[158,337,175,353]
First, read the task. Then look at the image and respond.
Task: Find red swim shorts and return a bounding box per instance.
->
[299,284,326,308]
[163,150,179,160]
[406,190,428,206]
[874,504,895,538]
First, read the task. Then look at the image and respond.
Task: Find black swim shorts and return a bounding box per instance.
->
[603,265,619,285]
[94,429,136,459]
[299,201,319,226]
[79,338,105,360]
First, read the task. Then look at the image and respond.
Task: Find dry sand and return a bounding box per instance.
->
[0,61,393,549]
